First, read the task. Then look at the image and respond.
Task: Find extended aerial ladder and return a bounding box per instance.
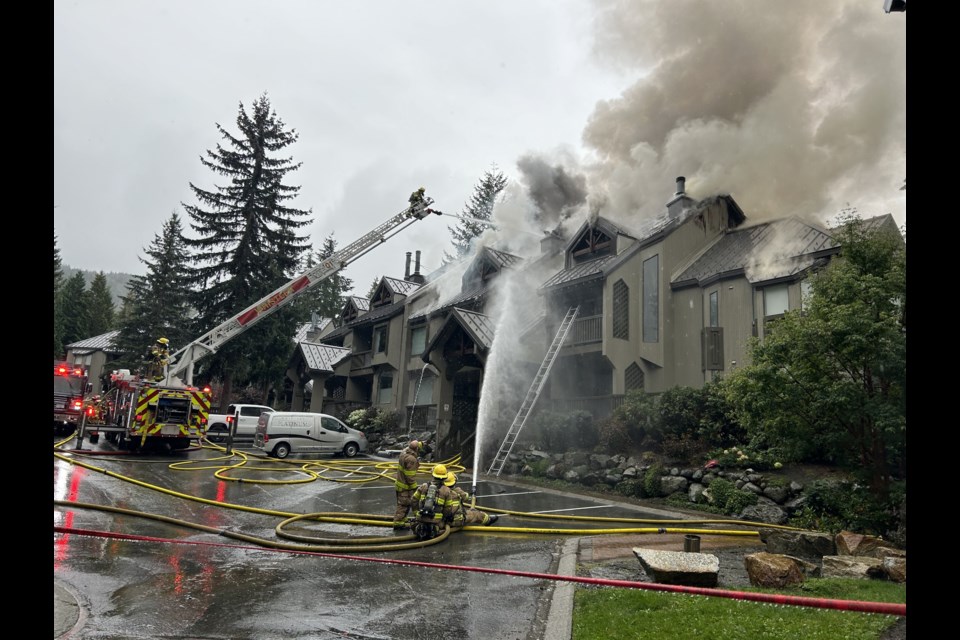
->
[487,306,580,476]
[168,190,441,385]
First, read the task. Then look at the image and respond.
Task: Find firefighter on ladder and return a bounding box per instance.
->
[145,337,170,382]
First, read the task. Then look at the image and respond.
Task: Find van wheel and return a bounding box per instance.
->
[342,442,360,458]
[273,442,291,459]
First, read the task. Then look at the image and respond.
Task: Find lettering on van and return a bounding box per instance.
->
[277,417,314,428]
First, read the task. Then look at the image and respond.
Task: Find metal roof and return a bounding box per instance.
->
[541,254,617,288]
[673,217,838,287]
[324,299,407,340]
[293,318,332,343]
[382,276,422,297]
[481,246,523,270]
[347,296,370,312]
[65,330,120,354]
[452,307,495,350]
[297,342,351,373]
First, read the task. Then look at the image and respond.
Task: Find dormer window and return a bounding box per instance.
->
[341,304,358,323]
[571,227,613,262]
[371,284,393,308]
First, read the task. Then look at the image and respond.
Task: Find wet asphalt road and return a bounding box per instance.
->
[54,437,685,640]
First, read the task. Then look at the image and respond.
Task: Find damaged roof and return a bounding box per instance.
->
[541,254,618,289]
[296,342,351,373]
[673,217,838,288]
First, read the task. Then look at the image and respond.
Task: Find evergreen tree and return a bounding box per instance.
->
[366,277,379,299]
[292,232,353,322]
[59,272,90,347]
[115,212,194,371]
[442,166,506,264]
[86,272,116,336]
[54,231,64,358]
[182,94,312,403]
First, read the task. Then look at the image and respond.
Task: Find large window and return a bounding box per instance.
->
[643,255,659,342]
[709,291,719,327]
[613,279,629,340]
[764,284,789,317]
[378,371,393,404]
[373,325,389,354]
[410,326,427,356]
[409,371,435,405]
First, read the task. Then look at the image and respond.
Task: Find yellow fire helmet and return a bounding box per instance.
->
[444,472,457,487]
[157,337,170,345]
[432,464,448,479]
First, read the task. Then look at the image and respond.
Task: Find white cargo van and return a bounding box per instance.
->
[254,412,368,459]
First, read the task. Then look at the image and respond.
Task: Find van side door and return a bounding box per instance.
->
[318,415,349,453]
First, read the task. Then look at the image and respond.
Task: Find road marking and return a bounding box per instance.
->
[531,505,611,514]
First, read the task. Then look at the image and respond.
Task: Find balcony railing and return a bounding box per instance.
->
[542,394,624,418]
[350,350,373,370]
[566,314,602,345]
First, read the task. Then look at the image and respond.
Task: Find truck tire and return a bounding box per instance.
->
[273,442,291,459]
[207,424,228,443]
[342,442,360,458]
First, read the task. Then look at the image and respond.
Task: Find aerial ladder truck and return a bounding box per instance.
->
[77,190,441,452]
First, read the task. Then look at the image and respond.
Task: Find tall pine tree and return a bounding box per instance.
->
[293,232,353,322]
[54,231,65,358]
[115,212,193,371]
[442,166,506,264]
[59,272,90,347]
[86,272,116,336]
[182,94,312,404]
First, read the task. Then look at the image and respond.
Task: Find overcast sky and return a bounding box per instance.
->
[54,1,906,302]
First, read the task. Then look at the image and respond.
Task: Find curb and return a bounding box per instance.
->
[54,578,82,639]
[544,537,580,640]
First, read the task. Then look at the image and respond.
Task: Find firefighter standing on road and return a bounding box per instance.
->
[393,440,425,528]
[442,472,499,527]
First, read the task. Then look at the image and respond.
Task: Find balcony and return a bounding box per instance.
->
[351,350,373,370]
[566,314,602,345]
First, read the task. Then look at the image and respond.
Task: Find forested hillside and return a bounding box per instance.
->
[61,266,133,304]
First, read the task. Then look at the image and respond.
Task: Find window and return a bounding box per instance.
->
[373,325,389,354]
[709,291,719,327]
[411,326,427,356]
[702,327,724,370]
[643,255,659,342]
[800,280,812,312]
[613,279,629,340]
[625,363,644,391]
[378,371,393,404]
[321,416,348,433]
[409,372,435,405]
[764,284,789,317]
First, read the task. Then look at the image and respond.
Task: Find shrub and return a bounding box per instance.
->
[659,432,707,464]
[528,458,551,477]
[612,390,660,444]
[704,478,757,515]
[597,417,632,452]
[615,479,643,498]
[787,478,903,537]
[642,464,663,498]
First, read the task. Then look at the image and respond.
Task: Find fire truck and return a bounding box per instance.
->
[75,190,439,450]
[53,361,90,435]
[81,370,212,451]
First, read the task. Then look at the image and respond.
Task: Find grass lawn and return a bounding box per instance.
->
[572,578,906,640]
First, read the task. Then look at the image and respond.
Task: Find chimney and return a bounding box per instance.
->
[404,251,412,280]
[408,250,426,284]
[540,229,565,256]
[666,175,693,216]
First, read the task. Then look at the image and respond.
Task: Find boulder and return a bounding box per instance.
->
[759,529,836,558]
[744,552,806,588]
[835,531,887,557]
[633,548,719,587]
[821,555,883,579]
